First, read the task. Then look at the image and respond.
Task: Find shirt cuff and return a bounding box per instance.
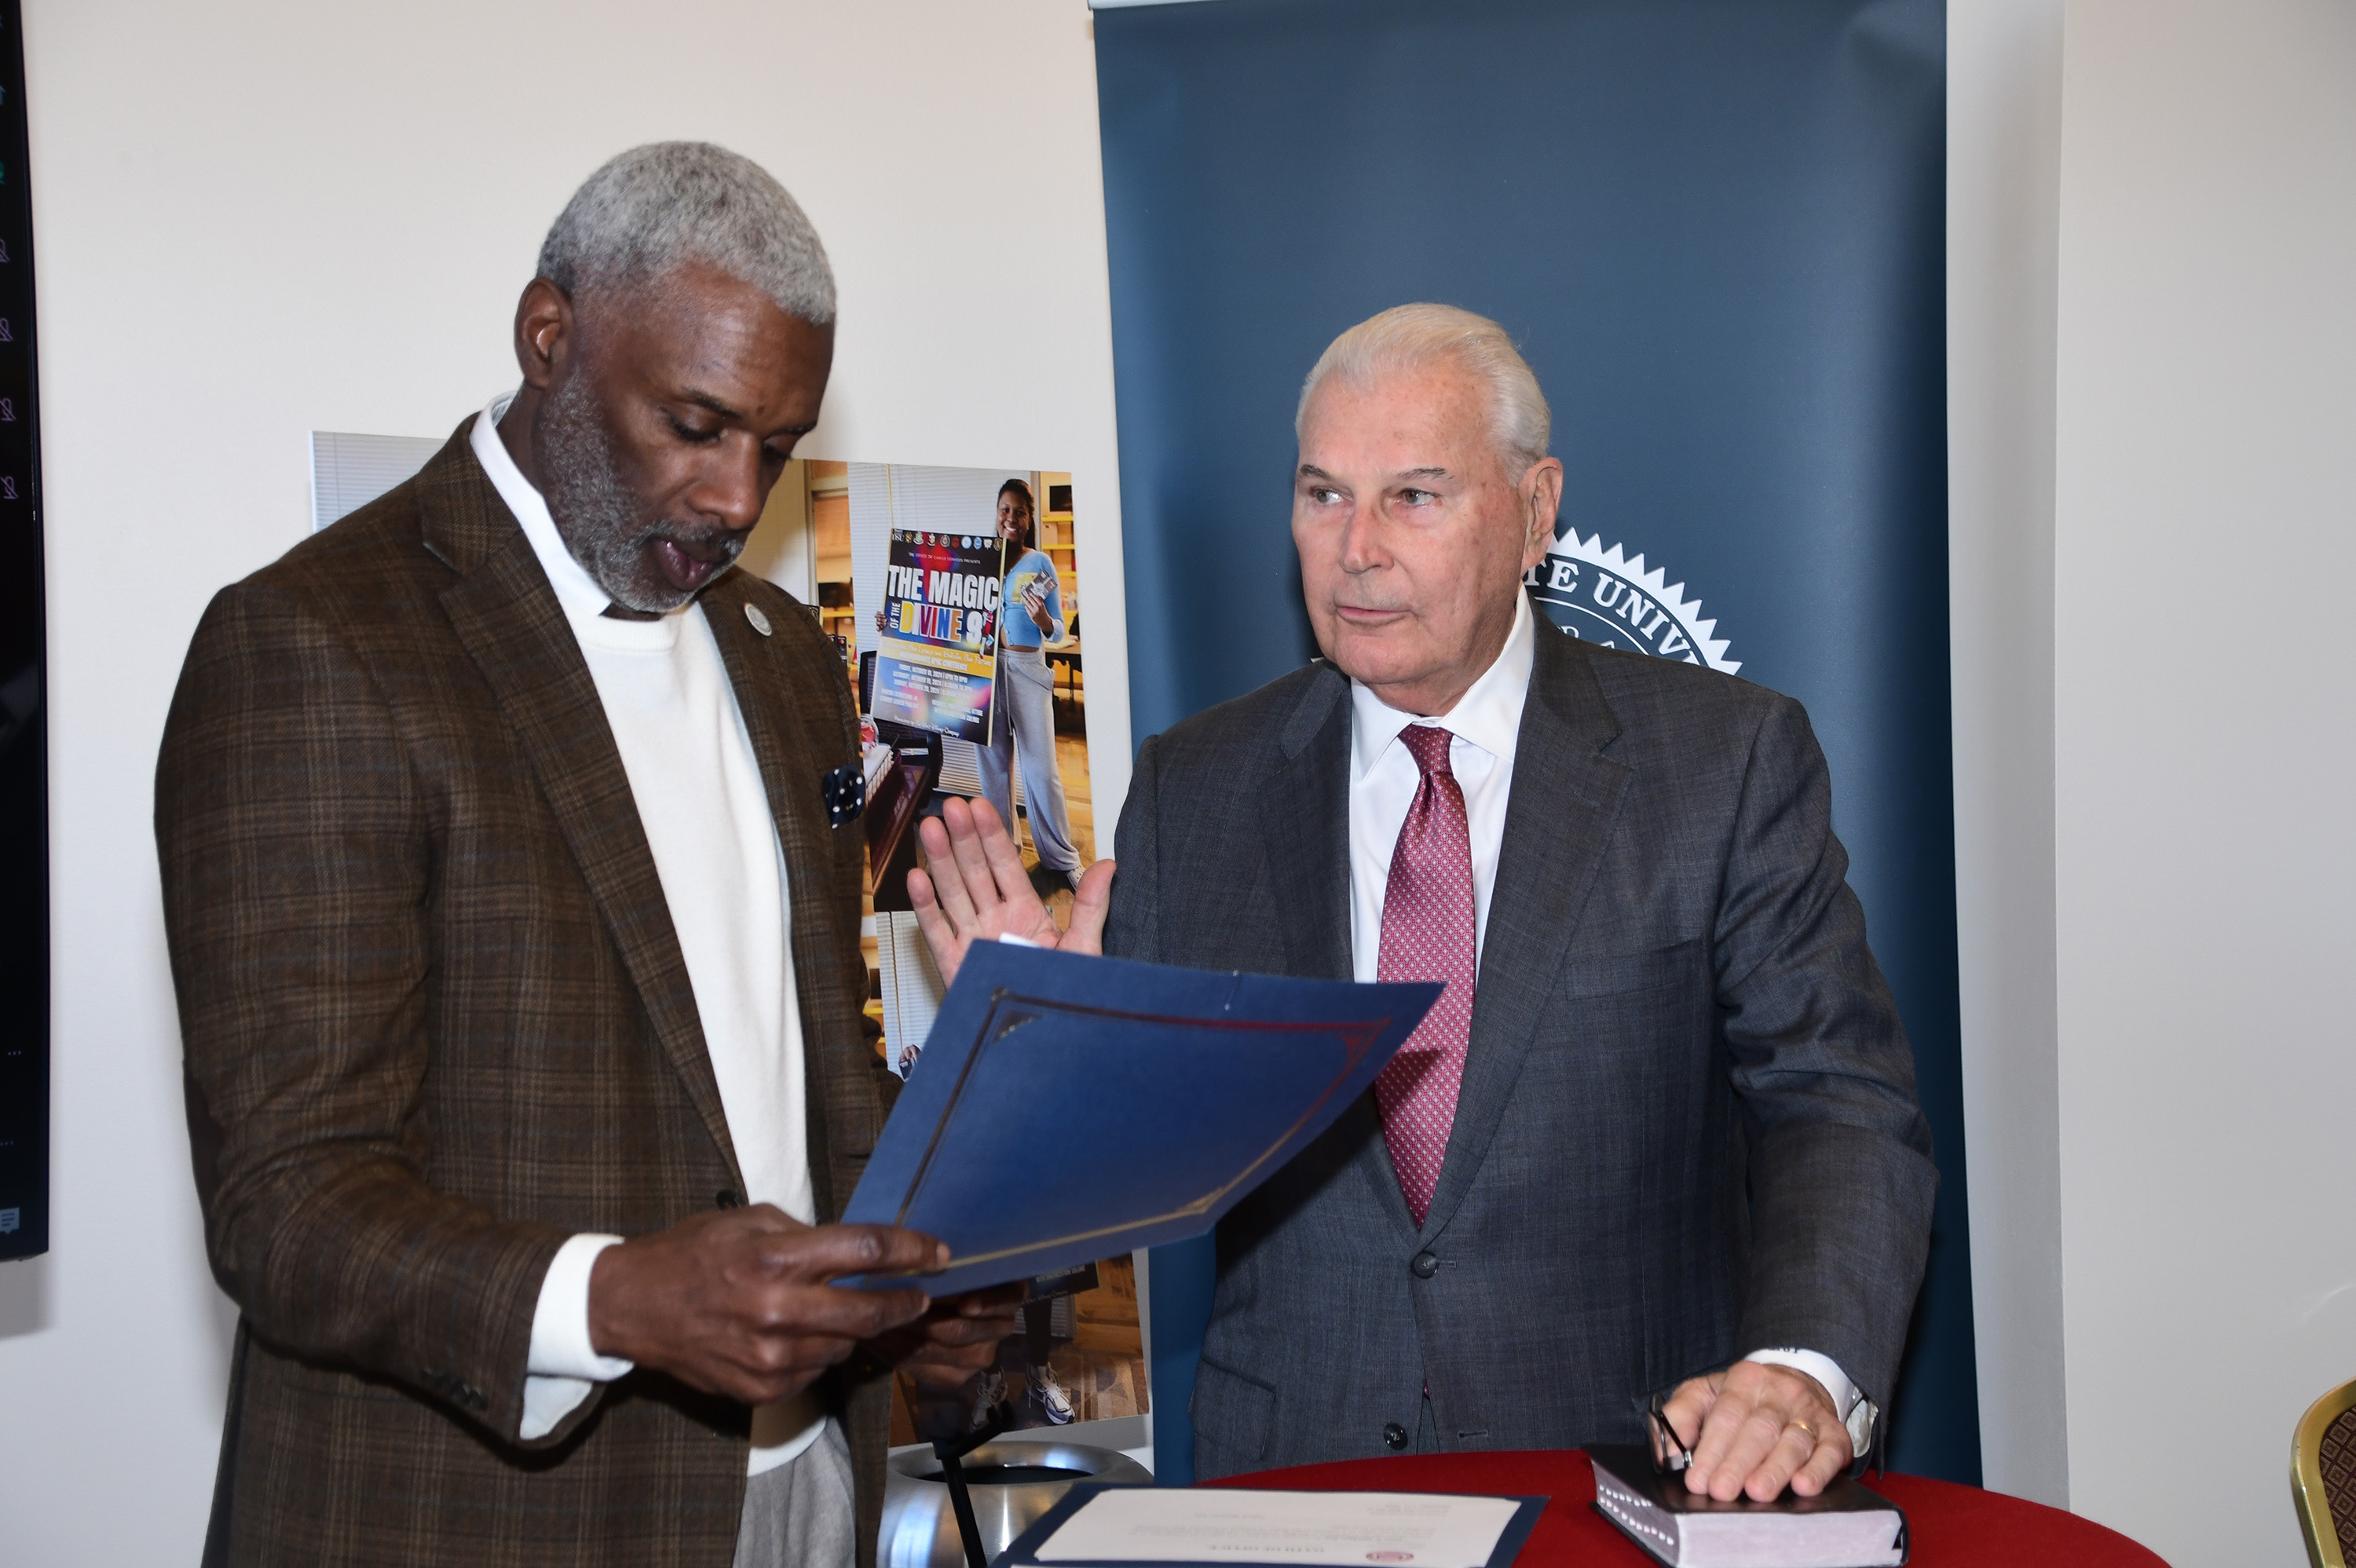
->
[1741,1347,1870,1454]
[521,1234,634,1439]
[1740,1349,1857,1423]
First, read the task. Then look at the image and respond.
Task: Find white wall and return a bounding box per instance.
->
[1953,15,2356,1561]
[0,2,1130,1562]
[2051,2,2356,1563]
[1947,0,2070,1509]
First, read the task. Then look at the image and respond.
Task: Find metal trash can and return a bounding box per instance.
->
[879,1439,1153,1568]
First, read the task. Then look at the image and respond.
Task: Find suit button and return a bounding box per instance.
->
[715,1189,744,1209]
[1383,1422,1409,1451]
[1410,1252,1440,1279]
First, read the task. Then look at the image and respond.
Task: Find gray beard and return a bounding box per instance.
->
[539,372,743,614]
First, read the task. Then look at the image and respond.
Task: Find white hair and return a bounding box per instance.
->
[537,141,836,324]
[1296,303,1551,474]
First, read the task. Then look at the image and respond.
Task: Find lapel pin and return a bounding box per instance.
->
[744,602,773,637]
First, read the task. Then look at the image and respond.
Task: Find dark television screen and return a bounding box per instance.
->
[0,0,48,1263]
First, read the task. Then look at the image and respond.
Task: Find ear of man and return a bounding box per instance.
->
[500,278,581,495]
[1517,455,1564,575]
[515,277,574,386]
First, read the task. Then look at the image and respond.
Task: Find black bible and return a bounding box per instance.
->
[1587,1445,1909,1568]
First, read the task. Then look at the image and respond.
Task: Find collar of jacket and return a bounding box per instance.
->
[408,418,752,1197]
[1272,595,1637,1241]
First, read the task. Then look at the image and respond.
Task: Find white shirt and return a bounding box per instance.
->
[473,397,826,1471]
[1344,593,1868,1448]
[1347,594,1538,981]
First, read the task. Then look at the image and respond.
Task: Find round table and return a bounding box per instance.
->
[1209,1450,2168,1566]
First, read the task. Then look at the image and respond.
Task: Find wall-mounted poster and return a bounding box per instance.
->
[871,528,1004,745]
[825,461,1134,1446]
[854,463,1092,1086]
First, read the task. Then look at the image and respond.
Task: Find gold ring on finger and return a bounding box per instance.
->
[1787,1419,1816,1442]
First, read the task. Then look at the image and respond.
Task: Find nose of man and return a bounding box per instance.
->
[1333,497,1392,577]
[690,434,776,535]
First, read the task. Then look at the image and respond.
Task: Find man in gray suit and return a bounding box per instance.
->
[911,305,1935,1504]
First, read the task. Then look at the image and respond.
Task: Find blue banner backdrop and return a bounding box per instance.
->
[1093,0,1973,1484]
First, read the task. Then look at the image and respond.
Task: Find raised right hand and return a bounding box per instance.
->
[907,796,1112,987]
[587,1206,944,1406]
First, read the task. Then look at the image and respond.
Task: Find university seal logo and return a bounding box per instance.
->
[1522,528,1740,674]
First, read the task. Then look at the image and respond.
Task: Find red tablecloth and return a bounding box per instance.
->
[1209,1450,2168,1567]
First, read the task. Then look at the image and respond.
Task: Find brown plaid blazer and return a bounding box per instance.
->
[156,422,898,1567]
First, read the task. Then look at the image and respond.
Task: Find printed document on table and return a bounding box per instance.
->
[1033,1488,1523,1568]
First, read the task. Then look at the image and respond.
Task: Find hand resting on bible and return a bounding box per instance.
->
[1659,1359,1853,1502]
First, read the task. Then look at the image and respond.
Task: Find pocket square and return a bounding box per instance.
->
[821,763,865,828]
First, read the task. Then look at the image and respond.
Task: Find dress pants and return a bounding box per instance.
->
[976,645,1080,879]
[733,1418,855,1568]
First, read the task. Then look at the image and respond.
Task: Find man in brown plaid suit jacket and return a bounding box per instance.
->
[155,145,1012,1567]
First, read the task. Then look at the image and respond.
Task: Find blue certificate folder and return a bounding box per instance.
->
[840,941,1441,1297]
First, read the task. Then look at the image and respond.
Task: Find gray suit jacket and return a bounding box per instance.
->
[1103,607,1937,1479]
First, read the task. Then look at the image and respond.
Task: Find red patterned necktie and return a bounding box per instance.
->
[1374,723,1477,1227]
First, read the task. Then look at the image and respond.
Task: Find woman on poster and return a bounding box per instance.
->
[884,478,1082,889]
[976,478,1083,889]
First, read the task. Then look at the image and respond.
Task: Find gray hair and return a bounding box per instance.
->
[1296,303,1551,474]
[537,141,836,324]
